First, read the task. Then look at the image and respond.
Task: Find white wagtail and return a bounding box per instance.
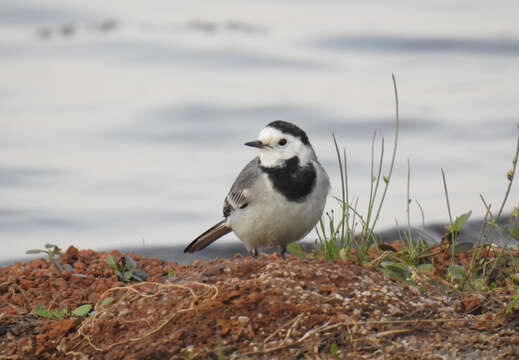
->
[184,120,330,257]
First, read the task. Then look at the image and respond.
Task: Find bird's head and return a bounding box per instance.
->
[245,120,315,168]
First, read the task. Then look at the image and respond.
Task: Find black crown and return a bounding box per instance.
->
[267,120,310,145]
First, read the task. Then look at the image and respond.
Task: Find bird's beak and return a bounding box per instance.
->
[244,140,267,148]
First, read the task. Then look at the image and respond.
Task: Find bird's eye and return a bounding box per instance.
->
[278,138,287,146]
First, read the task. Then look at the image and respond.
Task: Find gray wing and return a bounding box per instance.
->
[223,157,261,217]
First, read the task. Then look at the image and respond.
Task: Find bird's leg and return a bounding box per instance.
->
[250,248,258,258]
[279,244,287,259]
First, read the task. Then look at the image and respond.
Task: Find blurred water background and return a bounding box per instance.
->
[1,0,518,263]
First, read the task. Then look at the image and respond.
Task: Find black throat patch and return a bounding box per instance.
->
[260,156,316,202]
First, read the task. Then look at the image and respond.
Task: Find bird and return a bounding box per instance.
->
[184,120,330,258]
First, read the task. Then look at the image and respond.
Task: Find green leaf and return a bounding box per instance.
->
[105,254,118,270]
[32,304,68,319]
[454,242,473,254]
[417,263,434,272]
[506,290,519,314]
[447,211,472,233]
[100,297,114,308]
[125,255,137,270]
[330,342,338,355]
[383,176,389,184]
[33,307,52,318]
[287,243,306,260]
[132,269,148,282]
[132,274,144,282]
[71,304,92,317]
[50,308,68,319]
[122,270,134,282]
[511,274,519,284]
[448,264,465,281]
[380,261,412,280]
[380,268,402,279]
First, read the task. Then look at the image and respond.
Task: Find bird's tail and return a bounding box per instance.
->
[184,219,231,253]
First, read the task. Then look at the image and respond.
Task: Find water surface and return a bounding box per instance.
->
[1,0,518,262]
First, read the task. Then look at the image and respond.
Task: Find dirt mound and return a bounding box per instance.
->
[1,246,518,359]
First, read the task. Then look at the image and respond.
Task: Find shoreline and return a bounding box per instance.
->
[2,215,516,267]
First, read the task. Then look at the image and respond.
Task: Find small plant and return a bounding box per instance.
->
[26,244,63,270]
[506,289,519,314]
[33,303,92,319]
[452,128,518,290]
[379,260,413,282]
[105,254,148,282]
[26,243,88,278]
[506,276,519,314]
[388,159,433,270]
[441,170,476,264]
[329,342,338,356]
[309,75,519,297]
[439,210,474,286]
[167,268,176,280]
[313,74,400,264]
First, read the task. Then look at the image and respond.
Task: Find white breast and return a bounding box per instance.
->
[228,160,330,252]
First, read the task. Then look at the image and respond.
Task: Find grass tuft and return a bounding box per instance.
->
[312,74,400,264]
[306,74,519,295]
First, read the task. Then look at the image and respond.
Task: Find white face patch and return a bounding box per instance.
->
[255,126,315,168]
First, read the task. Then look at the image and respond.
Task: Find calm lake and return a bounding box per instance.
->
[1,0,518,263]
